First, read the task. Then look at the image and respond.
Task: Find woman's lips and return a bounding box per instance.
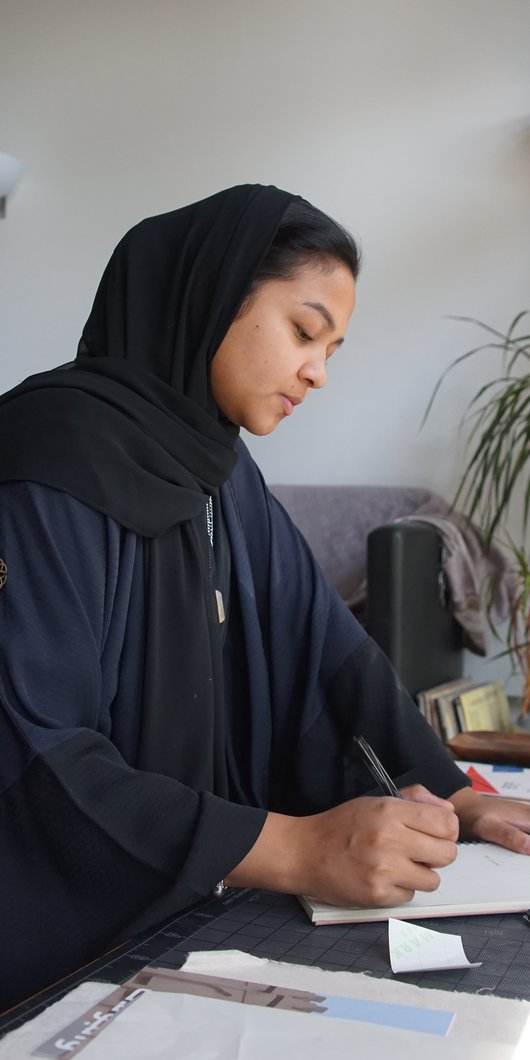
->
[280,394,301,416]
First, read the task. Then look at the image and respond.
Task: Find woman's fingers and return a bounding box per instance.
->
[475,814,530,854]
[378,796,459,842]
[403,830,458,869]
[451,788,530,853]
[401,783,455,812]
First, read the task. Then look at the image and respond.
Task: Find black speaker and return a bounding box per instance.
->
[366,521,464,698]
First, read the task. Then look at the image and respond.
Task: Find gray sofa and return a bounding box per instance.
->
[268,483,450,610]
[268,483,463,697]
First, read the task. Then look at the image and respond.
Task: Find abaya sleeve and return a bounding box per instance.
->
[222,440,470,814]
[0,481,265,1011]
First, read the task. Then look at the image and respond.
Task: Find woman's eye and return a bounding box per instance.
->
[296,326,312,342]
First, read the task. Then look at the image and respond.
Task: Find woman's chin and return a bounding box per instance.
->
[243,417,282,437]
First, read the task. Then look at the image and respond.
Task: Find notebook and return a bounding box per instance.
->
[299,842,530,924]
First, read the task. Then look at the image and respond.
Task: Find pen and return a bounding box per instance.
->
[353,735,404,799]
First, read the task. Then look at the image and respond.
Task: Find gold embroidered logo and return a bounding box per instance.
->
[0,558,7,589]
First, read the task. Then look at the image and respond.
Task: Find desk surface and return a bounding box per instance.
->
[2,888,530,1038]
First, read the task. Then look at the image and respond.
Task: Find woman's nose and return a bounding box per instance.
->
[300,355,327,389]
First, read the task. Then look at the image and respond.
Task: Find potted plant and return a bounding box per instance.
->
[423,311,530,714]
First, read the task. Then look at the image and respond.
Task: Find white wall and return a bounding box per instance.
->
[2,0,529,684]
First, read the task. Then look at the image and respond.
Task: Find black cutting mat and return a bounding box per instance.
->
[2,889,530,1037]
[134,890,530,1000]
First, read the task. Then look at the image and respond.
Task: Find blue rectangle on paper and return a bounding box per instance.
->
[321,995,454,1036]
[492,765,524,772]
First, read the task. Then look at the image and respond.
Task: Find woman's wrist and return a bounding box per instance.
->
[224,811,309,894]
[447,785,481,838]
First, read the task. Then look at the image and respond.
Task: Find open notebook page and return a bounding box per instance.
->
[299,842,530,924]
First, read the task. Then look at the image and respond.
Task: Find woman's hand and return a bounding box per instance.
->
[450,786,530,854]
[225,793,459,908]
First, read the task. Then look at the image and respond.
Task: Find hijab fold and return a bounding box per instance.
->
[0,184,297,788]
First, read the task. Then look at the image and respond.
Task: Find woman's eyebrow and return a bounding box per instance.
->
[303,301,344,344]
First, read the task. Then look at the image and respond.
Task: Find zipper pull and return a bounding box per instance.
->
[215,589,225,624]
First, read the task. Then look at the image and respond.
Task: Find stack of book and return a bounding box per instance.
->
[416,678,513,743]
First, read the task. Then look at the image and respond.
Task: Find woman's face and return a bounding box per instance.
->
[210,261,356,436]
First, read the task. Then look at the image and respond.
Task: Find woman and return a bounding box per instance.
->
[0,184,528,1009]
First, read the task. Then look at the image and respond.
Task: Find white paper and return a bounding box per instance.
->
[456,762,530,801]
[3,953,529,1060]
[389,918,482,973]
[182,952,528,1046]
[80,988,515,1060]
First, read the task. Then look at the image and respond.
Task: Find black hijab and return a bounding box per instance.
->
[0,183,297,789]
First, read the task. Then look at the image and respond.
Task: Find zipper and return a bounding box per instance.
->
[205,495,225,624]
